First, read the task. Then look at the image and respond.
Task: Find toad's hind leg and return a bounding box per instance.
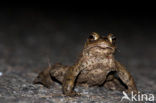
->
[33,65,53,88]
[33,63,68,88]
[104,73,127,91]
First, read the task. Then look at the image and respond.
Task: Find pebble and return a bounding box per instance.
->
[0,72,3,76]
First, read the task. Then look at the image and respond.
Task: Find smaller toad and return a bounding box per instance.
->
[33,32,138,96]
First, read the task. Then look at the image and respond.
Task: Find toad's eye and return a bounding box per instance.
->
[88,32,99,42]
[88,35,94,41]
[107,33,116,44]
[112,35,116,43]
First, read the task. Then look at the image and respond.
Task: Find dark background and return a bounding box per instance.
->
[0,3,155,102]
[0,4,155,65]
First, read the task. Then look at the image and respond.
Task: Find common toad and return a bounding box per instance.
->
[33,32,138,96]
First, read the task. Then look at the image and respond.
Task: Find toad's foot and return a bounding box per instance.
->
[64,91,81,97]
[33,66,53,88]
[104,78,126,91]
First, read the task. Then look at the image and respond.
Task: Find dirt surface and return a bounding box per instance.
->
[0,9,156,103]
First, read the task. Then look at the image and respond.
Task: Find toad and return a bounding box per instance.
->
[33,32,138,96]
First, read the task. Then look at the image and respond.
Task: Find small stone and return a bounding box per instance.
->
[0,72,3,76]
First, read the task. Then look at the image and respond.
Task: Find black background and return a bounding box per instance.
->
[0,3,155,68]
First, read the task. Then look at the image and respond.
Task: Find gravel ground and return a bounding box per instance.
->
[0,9,156,103]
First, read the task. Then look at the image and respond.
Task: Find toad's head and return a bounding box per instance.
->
[83,32,116,56]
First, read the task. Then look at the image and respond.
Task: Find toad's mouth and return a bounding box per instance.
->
[84,45,115,55]
[87,45,114,51]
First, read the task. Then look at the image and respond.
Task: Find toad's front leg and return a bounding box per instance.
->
[115,60,138,94]
[62,66,81,96]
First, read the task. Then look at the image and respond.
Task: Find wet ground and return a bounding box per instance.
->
[0,8,156,103]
